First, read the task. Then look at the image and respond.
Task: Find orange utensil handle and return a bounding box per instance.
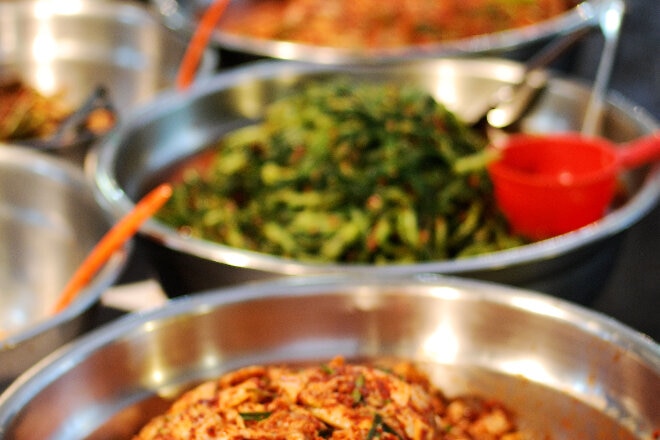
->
[52,184,173,313]
[176,0,230,91]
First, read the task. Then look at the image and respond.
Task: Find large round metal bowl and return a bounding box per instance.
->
[0,146,129,387]
[0,0,217,163]
[88,59,660,303]
[0,275,657,438]
[151,0,606,64]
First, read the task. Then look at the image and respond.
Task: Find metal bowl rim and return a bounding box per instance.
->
[1,0,184,23]
[0,273,658,420]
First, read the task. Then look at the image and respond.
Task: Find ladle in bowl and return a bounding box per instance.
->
[487,132,660,240]
[458,27,590,128]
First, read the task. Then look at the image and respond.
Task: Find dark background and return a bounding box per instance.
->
[572,0,659,341]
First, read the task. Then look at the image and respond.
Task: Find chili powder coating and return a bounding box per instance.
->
[134,357,527,439]
[217,0,578,49]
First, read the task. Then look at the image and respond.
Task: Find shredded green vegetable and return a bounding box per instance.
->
[239,411,272,421]
[157,79,526,263]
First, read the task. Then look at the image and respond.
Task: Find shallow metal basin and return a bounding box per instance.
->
[87,59,660,303]
[151,0,606,64]
[0,275,657,438]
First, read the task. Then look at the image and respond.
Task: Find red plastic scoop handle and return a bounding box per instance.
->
[616,132,660,169]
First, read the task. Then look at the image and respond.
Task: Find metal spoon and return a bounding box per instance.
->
[485,27,592,130]
[581,0,625,136]
[485,0,625,146]
[457,27,590,128]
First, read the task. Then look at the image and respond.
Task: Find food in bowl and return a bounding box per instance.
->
[217,0,580,49]
[134,356,530,439]
[0,78,115,144]
[157,79,527,264]
[0,78,70,141]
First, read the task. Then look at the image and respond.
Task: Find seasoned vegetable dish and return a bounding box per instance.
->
[134,356,530,439]
[0,79,70,142]
[157,80,526,263]
[218,0,579,48]
[0,78,114,144]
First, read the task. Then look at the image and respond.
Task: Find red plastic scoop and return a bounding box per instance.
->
[488,132,660,240]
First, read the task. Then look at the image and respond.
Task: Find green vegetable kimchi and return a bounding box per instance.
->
[157,79,526,263]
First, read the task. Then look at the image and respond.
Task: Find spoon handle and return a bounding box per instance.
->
[176,0,229,91]
[486,69,547,129]
[52,184,173,314]
[581,0,625,136]
[618,132,660,170]
[458,28,589,126]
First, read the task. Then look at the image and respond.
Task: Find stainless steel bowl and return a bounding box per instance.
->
[0,275,657,438]
[88,59,660,303]
[0,0,217,163]
[0,146,129,387]
[151,0,605,64]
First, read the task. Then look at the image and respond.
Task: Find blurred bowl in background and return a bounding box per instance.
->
[0,146,130,387]
[151,0,605,64]
[88,59,660,303]
[0,275,657,438]
[0,0,217,163]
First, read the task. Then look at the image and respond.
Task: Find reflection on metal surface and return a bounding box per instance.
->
[222,252,254,269]
[510,296,569,320]
[32,28,57,93]
[143,321,159,334]
[350,287,386,312]
[421,321,460,364]
[35,0,85,16]
[201,352,222,370]
[427,285,463,300]
[498,357,556,385]
[149,369,166,387]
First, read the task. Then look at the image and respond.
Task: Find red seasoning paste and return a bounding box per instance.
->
[217,0,578,48]
[133,356,529,439]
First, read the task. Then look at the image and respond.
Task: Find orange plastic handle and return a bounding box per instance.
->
[52,184,173,314]
[176,0,230,91]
